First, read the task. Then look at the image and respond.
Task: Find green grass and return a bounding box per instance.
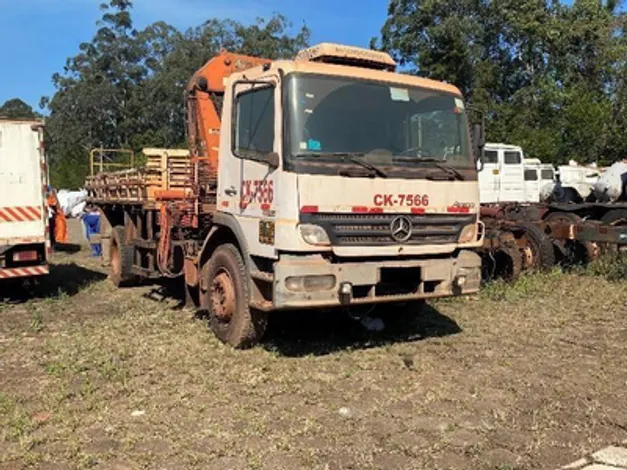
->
[2,248,627,469]
[578,254,627,282]
[0,393,32,442]
[29,309,44,333]
[480,268,563,302]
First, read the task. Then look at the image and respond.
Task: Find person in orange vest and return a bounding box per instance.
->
[46,186,68,247]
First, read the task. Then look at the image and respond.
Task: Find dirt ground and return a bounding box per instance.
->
[1,219,627,470]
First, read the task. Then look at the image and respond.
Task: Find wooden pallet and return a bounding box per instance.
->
[86,148,193,204]
[144,148,192,195]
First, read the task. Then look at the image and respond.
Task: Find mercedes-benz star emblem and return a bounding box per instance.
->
[390,216,412,242]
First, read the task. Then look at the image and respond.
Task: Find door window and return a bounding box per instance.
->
[234,86,275,156]
[504,151,522,164]
[484,150,498,164]
[524,169,538,181]
[541,169,554,180]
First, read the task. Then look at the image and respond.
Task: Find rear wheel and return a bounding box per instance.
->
[202,244,267,349]
[109,226,136,287]
[516,225,555,271]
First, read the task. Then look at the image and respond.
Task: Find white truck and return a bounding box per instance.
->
[0,120,50,281]
[478,143,602,204]
[478,145,627,280]
[479,143,526,203]
[523,158,556,203]
[87,44,486,348]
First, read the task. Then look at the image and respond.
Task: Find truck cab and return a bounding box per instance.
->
[523,158,556,203]
[479,143,525,203]
[211,45,483,308]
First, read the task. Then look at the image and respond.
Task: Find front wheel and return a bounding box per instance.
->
[202,244,267,349]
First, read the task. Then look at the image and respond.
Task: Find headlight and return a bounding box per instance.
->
[299,224,331,246]
[458,223,478,244]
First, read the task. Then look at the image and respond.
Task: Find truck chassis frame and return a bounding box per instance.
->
[480,202,627,280]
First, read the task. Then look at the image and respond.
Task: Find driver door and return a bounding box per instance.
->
[221,78,280,259]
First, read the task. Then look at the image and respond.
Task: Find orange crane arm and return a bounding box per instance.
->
[186,50,272,177]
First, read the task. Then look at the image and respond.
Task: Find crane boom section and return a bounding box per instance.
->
[186,51,272,177]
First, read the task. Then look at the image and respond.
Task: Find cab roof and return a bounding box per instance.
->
[233,58,463,97]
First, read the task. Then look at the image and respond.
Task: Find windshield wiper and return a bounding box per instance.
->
[296,152,388,178]
[413,157,465,181]
[333,152,388,178]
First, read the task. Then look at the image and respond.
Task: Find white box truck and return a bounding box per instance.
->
[0,119,50,280]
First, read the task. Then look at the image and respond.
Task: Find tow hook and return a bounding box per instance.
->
[339,282,353,305]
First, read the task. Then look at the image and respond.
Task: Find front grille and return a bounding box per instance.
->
[303,213,475,246]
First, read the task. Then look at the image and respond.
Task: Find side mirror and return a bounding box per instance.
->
[470,122,485,172]
[467,106,486,172]
[472,123,485,148]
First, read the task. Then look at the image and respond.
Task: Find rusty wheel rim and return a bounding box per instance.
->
[521,244,535,268]
[211,268,236,323]
[586,242,602,261]
[516,232,538,270]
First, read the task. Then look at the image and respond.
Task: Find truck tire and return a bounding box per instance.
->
[554,187,583,203]
[544,210,581,224]
[203,244,267,349]
[517,225,555,270]
[110,226,136,287]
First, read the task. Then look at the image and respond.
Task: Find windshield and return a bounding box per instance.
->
[285,74,473,171]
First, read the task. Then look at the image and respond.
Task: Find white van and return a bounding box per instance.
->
[0,120,49,280]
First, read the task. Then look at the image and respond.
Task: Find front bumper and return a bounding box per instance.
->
[272,249,481,310]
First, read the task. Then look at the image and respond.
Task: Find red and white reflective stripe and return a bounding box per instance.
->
[299,206,475,215]
[0,206,43,223]
[0,265,49,279]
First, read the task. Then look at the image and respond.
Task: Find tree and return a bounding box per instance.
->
[0,98,39,119]
[374,0,627,165]
[43,0,310,188]
[138,15,310,151]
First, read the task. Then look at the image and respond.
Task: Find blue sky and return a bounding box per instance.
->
[0,0,387,110]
